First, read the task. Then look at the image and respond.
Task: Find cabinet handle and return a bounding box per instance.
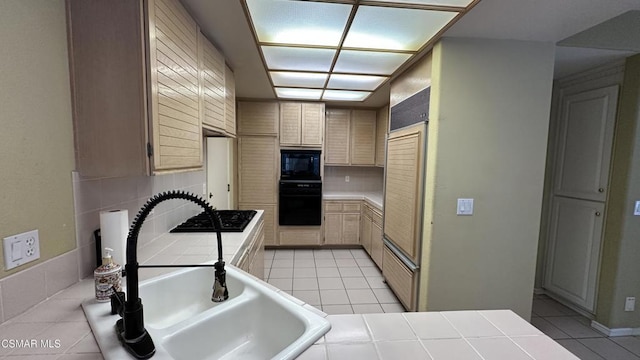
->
[598,188,605,193]
[595,212,601,216]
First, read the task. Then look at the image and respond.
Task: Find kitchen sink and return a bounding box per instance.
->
[84,265,330,360]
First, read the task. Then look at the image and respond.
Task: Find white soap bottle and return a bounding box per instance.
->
[94,247,122,302]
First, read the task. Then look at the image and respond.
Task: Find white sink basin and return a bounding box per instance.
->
[84,265,330,360]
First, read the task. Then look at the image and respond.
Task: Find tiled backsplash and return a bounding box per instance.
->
[73,170,206,279]
[324,166,384,193]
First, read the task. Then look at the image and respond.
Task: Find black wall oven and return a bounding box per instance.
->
[279,180,322,226]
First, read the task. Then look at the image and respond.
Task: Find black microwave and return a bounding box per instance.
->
[281,150,321,180]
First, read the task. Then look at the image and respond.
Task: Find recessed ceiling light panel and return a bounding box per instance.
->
[370,0,474,7]
[344,6,458,51]
[328,74,387,91]
[322,90,371,101]
[334,50,412,75]
[246,0,352,47]
[270,72,328,88]
[275,87,323,100]
[262,46,336,72]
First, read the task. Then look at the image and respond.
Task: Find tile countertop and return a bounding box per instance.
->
[323,191,383,210]
[0,208,578,359]
[299,311,580,360]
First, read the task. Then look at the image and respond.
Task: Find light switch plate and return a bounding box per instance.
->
[634,201,640,216]
[3,230,40,270]
[457,198,474,215]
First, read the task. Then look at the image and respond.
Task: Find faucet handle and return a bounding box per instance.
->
[110,291,125,316]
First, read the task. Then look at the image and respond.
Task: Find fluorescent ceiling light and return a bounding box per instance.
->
[328,74,387,91]
[262,46,336,72]
[275,87,323,100]
[323,90,371,101]
[334,50,412,75]
[245,0,351,46]
[344,6,458,51]
[270,72,328,88]
[371,0,475,7]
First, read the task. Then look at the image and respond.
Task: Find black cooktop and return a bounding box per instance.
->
[170,210,257,233]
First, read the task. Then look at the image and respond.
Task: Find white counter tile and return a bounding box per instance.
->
[364,313,417,341]
[404,312,462,340]
[421,338,483,360]
[466,337,533,360]
[324,315,372,343]
[376,340,431,360]
[512,335,580,360]
[326,343,379,360]
[480,309,543,336]
[441,310,503,338]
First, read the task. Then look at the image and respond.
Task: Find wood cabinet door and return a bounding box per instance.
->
[238,136,277,203]
[238,102,279,136]
[239,203,277,246]
[375,106,389,167]
[342,214,361,245]
[350,110,376,165]
[147,0,202,171]
[325,109,350,165]
[224,64,236,136]
[383,124,425,263]
[543,197,604,312]
[324,214,343,244]
[371,222,383,269]
[199,32,225,132]
[280,102,302,146]
[553,85,618,202]
[301,103,324,147]
[361,213,372,255]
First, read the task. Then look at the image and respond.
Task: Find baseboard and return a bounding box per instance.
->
[533,288,545,295]
[591,320,640,337]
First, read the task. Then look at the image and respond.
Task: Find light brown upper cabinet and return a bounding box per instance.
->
[237,102,279,136]
[325,109,377,166]
[279,102,325,147]
[224,64,236,137]
[68,0,235,177]
[199,31,226,134]
[375,106,389,167]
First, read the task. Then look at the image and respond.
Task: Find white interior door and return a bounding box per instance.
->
[544,197,604,312]
[207,137,230,210]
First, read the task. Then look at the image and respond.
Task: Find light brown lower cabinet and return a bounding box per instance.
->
[383,245,417,311]
[279,227,322,246]
[362,202,383,269]
[323,201,361,245]
[239,203,277,246]
[237,217,265,280]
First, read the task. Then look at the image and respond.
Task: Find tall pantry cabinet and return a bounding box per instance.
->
[67,0,234,177]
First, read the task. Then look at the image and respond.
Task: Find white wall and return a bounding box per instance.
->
[420,38,555,319]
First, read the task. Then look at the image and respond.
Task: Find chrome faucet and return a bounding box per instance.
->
[110,191,228,359]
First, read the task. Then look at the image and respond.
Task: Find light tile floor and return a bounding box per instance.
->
[264,249,405,315]
[532,294,640,360]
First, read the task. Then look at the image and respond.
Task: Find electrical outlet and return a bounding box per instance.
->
[345,176,350,183]
[634,201,640,216]
[3,230,40,270]
[625,297,635,312]
[202,182,207,196]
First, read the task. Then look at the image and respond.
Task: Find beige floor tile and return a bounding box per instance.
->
[294,259,316,268]
[342,277,370,289]
[557,339,605,360]
[366,276,387,289]
[321,289,350,305]
[316,259,338,268]
[268,278,293,291]
[331,250,354,259]
[350,249,369,259]
[323,305,354,315]
[347,289,378,304]
[317,268,341,278]
[360,266,382,277]
[372,288,399,304]
[271,259,294,268]
[532,299,578,317]
[294,249,315,259]
[293,290,321,306]
[335,258,358,267]
[578,338,640,360]
[294,278,319,291]
[381,303,406,313]
[355,257,375,268]
[318,277,345,290]
[264,249,275,259]
[611,337,640,357]
[274,250,294,259]
[338,267,363,278]
[546,316,605,338]
[313,250,335,259]
[294,267,318,278]
[269,267,294,279]
[352,304,383,314]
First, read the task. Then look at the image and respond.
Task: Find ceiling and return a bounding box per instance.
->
[182,0,640,108]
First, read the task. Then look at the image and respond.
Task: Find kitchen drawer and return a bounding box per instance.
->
[372,210,383,227]
[383,246,416,311]
[324,202,343,213]
[279,228,322,246]
[343,202,361,212]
